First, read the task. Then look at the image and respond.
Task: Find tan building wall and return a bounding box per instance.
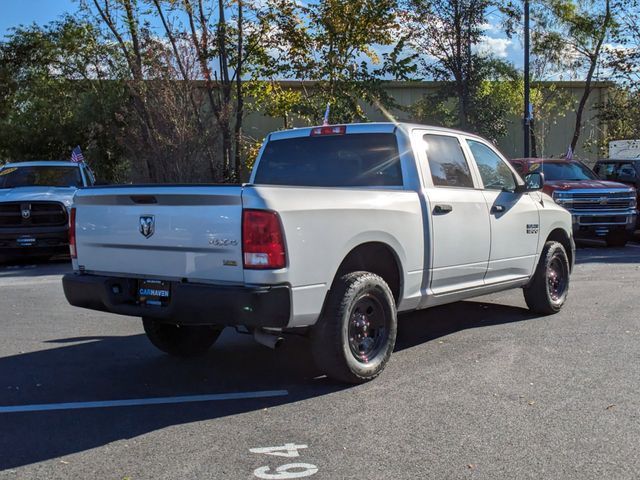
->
[242,81,610,163]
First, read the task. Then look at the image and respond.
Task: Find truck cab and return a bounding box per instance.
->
[0,161,94,260]
[510,158,637,247]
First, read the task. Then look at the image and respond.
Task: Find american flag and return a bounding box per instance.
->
[71,145,85,163]
[565,145,573,161]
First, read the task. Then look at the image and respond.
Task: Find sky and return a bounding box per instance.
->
[0,0,80,36]
[0,0,526,69]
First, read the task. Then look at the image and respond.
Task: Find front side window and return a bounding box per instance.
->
[467,140,516,191]
[424,134,474,188]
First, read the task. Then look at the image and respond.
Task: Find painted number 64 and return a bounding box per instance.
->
[250,444,318,479]
[253,463,318,479]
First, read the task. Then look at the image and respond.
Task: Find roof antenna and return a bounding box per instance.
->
[322,103,330,126]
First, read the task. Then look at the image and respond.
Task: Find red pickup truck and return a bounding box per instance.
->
[510,158,637,247]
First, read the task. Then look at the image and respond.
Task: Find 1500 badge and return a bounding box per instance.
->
[526,224,539,234]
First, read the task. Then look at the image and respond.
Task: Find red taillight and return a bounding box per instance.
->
[242,209,286,269]
[69,207,77,259]
[310,125,346,136]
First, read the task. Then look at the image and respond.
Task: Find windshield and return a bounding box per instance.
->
[254,133,403,187]
[594,162,638,181]
[0,166,83,188]
[536,162,597,181]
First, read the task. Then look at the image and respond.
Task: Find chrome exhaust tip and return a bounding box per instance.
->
[253,329,284,349]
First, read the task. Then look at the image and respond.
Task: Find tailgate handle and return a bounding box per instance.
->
[130,195,158,204]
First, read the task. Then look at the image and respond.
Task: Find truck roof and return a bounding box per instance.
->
[268,122,487,142]
[597,158,640,163]
[511,158,583,164]
[1,161,82,168]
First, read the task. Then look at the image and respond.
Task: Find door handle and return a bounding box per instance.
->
[433,204,453,214]
[491,205,505,214]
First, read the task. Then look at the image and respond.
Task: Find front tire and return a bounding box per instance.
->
[524,241,570,315]
[142,318,223,357]
[312,272,397,384]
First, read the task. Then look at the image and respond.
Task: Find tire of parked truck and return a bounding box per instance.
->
[142,318,223,357]
[605,231,629,247]
[523,241,570,315]
[311,271,397,384]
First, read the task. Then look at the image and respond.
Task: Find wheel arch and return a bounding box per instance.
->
[330,242,404,304]
[546,227,574,271]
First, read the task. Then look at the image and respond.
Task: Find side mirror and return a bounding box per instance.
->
[516,171,544,193]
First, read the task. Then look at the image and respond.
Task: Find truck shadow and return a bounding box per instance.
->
[0,300,536,470]
[0,331,331,470]
[396,300,536,351]
[0,257,71,278]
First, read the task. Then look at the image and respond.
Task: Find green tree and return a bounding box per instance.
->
[401,0,521,141]
[249,0,416,125]
[533,0,616,152]
[0,18,128,181]
[595,86,640,155]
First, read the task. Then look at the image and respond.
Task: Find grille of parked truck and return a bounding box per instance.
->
[510,158,637,247]
[62,123,575,383]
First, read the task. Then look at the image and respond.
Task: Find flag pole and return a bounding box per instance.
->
[523,0,531,158]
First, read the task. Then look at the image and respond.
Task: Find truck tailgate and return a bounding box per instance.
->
[73,186,244,283]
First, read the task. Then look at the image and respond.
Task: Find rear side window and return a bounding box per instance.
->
[254,133,403,187]
[424,134,474,188]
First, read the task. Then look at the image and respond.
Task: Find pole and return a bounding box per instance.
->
[523,0,531,158]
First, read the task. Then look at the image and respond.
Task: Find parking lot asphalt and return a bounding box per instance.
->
[1,244,639,480]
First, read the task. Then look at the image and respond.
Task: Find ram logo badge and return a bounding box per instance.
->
[139,215,155,238]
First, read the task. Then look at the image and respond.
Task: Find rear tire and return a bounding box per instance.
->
[524,241,570,315]
[311,271,397,384]
[142,318,223,357]
[605,231,629,247]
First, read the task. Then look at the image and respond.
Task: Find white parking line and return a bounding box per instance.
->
[0,390,289,413]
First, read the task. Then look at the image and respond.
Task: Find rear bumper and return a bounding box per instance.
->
[0,225,68,254]
[62,273,291,328]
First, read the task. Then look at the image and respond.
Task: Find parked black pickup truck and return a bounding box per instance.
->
[594,158,640,229]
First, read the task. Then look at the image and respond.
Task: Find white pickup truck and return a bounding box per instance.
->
[0,161,95,260]
[63,123,574,383]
